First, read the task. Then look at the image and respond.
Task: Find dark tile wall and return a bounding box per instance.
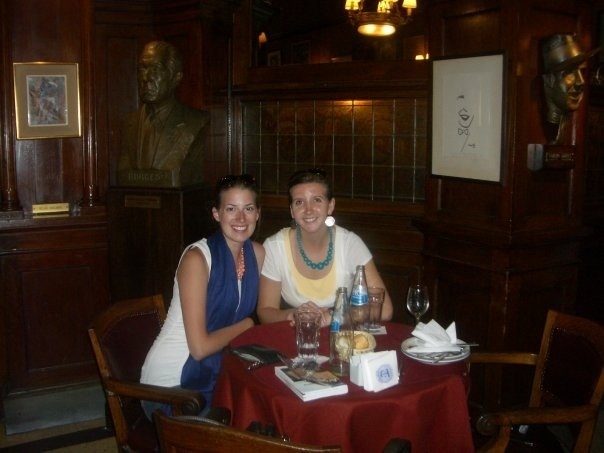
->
[242,98,427,202]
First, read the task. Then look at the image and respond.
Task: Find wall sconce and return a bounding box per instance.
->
[345,0,417,37]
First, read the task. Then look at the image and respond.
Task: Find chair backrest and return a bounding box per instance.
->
[88,294,166,447]
[153,411,342,453]
[531,310,604,451]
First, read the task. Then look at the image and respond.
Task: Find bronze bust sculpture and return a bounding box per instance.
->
[541,34,599,144]
[117,41,210,187]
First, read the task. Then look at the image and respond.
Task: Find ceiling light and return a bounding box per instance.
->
[345,0,417,37]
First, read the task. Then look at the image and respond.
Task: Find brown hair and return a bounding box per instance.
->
[287,168,332,204]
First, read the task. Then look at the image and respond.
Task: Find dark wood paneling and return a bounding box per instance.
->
[580,86,604,323]
[422,0,595,410]
[107,185,215,304]
[0,218,109,394]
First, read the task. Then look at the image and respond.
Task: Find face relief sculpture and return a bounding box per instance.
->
[540,34,599,143]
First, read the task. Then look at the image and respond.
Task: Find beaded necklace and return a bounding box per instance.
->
[236,247,245,280]
[296,226,333,270]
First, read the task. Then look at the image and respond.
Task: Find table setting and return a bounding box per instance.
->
[401,320,473,365]
[215,318,474,453]
[213,269,474,452]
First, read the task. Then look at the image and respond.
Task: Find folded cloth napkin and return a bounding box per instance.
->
[408,320,462,353]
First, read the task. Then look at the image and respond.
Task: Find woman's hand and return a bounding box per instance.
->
[292,302,332,328]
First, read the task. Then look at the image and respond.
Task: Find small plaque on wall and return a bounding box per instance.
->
[124,195,161,209]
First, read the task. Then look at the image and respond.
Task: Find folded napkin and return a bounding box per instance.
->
[408,320,462,353]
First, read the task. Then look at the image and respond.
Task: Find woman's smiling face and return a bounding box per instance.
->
[213,187,259,245]
[289,182,334,233]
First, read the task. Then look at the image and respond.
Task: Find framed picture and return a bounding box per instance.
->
[430,53,505,182]
[13,62,81,139]
[267,51,281,67]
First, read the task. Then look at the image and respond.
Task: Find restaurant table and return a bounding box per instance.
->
[213,321,474,453]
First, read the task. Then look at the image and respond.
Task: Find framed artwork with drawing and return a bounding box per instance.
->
[13,62,81,139]
[430,53,505,182]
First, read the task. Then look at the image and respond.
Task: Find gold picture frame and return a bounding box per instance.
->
[13,62,81,139]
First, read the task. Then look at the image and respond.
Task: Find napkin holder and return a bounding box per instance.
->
[350,350,399,392]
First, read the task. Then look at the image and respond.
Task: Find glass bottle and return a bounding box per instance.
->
[350,265,369,331]
[329,287,353,376]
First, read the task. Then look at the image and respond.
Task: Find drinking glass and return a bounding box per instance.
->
[406,284,430,325]
[294,311,322,360]
[367,287,385,332]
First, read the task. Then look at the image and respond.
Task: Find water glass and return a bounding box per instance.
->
[367,287,385,331]
[294,311,322,359]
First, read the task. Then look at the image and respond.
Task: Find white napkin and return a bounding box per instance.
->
[350,351,399,392]
[408,320,462,353]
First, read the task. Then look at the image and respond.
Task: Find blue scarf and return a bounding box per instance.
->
[180,229,259,408]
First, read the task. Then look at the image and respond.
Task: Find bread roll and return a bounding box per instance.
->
[354,334,369,349]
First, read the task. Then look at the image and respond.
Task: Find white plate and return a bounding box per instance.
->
[401,337,470,365]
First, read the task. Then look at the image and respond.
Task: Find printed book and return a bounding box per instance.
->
[274,366,348,402]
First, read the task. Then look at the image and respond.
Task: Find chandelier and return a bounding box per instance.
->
[345,0,417,37]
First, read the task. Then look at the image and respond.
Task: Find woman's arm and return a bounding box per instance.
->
[364,259,393,321]
[258,275,331,326]
[179,248,254,361]
[257,275,296,324]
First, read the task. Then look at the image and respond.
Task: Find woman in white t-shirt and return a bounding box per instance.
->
[258,168,393,327]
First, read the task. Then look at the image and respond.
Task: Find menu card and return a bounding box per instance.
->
[274,366,348,402]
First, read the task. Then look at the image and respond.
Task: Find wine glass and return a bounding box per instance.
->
[406,284,430,325]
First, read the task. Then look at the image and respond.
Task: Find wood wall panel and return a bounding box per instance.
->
[5,0,96,213]
[0,219,109,393]
[580,86,604,323]
[107,185,215,304]
[427,0,592,234]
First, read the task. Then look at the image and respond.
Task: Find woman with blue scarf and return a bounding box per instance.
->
[140,174,264,418]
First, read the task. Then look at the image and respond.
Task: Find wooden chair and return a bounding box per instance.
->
[470,310,604,453]
[153,411,413,453]
[88,295,217,452]
[153,411,341,452]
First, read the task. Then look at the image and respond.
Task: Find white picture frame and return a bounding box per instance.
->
[430,53,505,182]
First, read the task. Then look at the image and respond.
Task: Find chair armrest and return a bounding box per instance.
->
[470,352,538,365]
[103,377,204,415]
[477,404,599,435]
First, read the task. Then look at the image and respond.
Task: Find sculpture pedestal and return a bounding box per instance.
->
[107,184,215,305]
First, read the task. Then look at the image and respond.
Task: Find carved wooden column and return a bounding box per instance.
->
[80,0,101,209]
[0,0,22,216]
